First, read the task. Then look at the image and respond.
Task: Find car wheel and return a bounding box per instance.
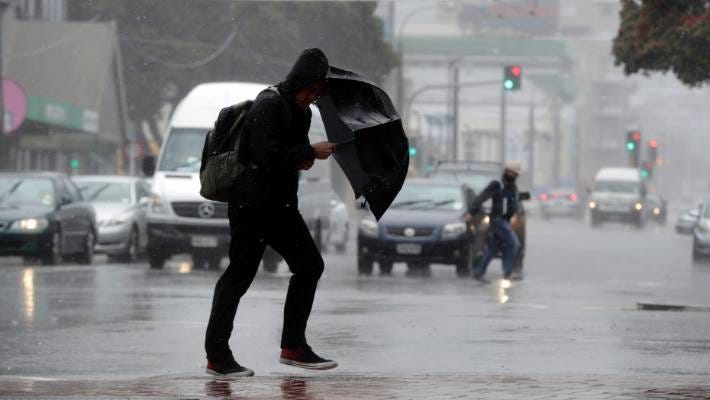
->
[358,256,373,276]
[207,255,223,270]
[117,228,139,263]
[379,261,393,276]
[41,231,63,266]
[148,251,167,270]
[76,230,95,265]
[591,215,601,227]
[456,246,473,278]
[262,252,279,273]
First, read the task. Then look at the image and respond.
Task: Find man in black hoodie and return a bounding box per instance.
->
[204,49,337,377]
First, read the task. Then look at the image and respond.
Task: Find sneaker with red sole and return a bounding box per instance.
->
[279,345,338,370]
[206,359,254,377]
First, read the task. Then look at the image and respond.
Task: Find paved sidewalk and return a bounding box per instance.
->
[1,374,709,399]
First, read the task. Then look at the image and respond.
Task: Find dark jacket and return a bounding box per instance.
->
[238,49,329,208]
[470,177,519,221]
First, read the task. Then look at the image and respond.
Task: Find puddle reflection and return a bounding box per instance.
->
[22,268,35,325]
[497,279,511,304]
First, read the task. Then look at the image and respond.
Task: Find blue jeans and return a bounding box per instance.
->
[473,218,520,276]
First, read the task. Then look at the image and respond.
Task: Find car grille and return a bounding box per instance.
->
[171,202,228,219]
[386,226,435,238]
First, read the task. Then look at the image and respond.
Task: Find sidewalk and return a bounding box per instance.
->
[1,373,708,399]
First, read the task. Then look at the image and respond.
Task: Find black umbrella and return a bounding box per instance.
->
[316,67,409,221]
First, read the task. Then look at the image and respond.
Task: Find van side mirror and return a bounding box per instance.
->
[142,155,156,177]
[519,191,531,201]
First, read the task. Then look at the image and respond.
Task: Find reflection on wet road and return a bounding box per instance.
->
[1,218,710,398]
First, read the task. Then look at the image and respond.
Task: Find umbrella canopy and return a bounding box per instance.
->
[316,67,409,221]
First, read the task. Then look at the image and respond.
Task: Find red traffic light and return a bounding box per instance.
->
[511,66,522,76]
[649,139,658,148]
[632,131,641,141]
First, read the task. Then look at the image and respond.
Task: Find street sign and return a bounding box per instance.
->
[2,78,28,135]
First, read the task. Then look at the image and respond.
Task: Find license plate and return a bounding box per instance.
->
[396,243,422,255]
[191,235,218,248]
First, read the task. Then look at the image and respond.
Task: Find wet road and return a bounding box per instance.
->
[1,217,710,398]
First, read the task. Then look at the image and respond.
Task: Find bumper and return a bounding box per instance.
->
[357,234,469,265]
[148,221,231,256]
[0,231,53,256]
[592,209,642,222]
[96,223,132,254]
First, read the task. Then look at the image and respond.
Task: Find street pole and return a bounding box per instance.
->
[552,97,561,186]
[0,0,9,171]
[500,89,507,163]
[452,65,459,161]
[528,100,536,187]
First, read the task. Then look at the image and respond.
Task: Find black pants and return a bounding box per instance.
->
[204,204,324,363]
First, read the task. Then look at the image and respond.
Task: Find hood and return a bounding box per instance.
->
[91,202,134,223]
[378,208,463,227]
[155,172,204,202]
[0,204,53,221]
[278,48,329,98]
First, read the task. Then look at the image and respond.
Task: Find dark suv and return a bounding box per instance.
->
[431,161,529,275]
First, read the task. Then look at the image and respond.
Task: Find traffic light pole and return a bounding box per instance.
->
[500,88,507,163]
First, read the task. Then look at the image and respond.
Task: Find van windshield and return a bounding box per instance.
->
[159,128,205,172]
[594,180,639,194]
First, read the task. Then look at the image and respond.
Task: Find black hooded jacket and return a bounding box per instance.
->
[238,48,329,208]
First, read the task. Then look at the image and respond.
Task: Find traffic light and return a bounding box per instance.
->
[648,139,658,165]
[70,158,80,170]
[641,161,653,179]
[408,146,418,157]
[626,130,641,167]
[503,65,522,91]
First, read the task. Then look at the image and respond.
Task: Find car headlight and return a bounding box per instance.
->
[104,211,133,227]
[634,202,643,211]
[482,215,491,225]
[588,201,597,209]
[359,219,379,237]
[9,218,49,232]
[148,192,170,215]
[442,222,466,239]
[653,208,661,216]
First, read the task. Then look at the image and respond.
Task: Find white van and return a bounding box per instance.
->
[588,167,646,228]
[142,82,330,269]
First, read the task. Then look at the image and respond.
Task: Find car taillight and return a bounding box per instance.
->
[540,193,548,201]
[569,193,578,202]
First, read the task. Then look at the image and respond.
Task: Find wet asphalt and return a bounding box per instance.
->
[1,216,709,398]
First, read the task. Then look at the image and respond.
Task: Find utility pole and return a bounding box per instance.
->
[528,100,536,187]
[452,65,459,161]
[0,0,9,171]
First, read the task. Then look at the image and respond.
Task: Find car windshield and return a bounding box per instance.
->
[0,177,54,207]
[77,182,132,203]
[391,183,464,211]
[433,170,498,194]
[159,128,205,172]
[594,180,639,194]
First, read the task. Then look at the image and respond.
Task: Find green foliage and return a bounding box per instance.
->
[613,0,710,86]
[68,1,398,141]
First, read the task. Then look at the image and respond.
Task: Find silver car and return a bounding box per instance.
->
[693,200,710,263]
[676,208,699,235]
[72,176,150,262]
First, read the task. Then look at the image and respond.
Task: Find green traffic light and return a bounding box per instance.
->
[641,169,649,178]
[503,80,515,90]
[70,159,80,169]
[626,142,636,151]
[408,147,417,157]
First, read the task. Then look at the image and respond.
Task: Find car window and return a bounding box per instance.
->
[0,177,56,207]
[76,182,132,203]
[64,178,83,202]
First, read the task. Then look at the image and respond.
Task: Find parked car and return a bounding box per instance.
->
[357,178,476,277]
[588,167,646,228]
[539,188,582,220]
[298,178,350,254]
[676,208,700,235]
[693,198,710,263]
[72,175,150,262]
[431,161,528,275]
[0,172,96,265]
[645,193,667,225]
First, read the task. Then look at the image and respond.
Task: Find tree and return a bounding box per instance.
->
[613,0,710,87]
[68,1,398,149]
